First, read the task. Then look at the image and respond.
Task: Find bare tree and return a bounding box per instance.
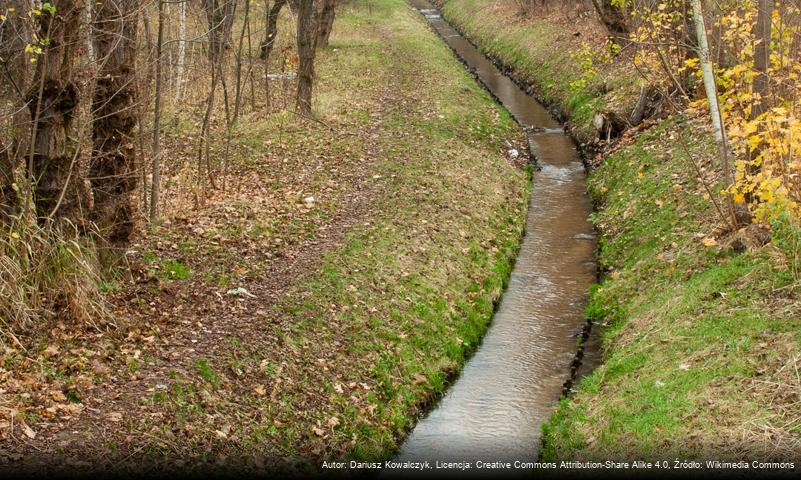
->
[90,0,140,257]
[316,0,336,48]
[137,11,155,213]
[150,0,166,220]
[197,0,237,191]
[690,0,744,227]
[175,0,187,101]
[233,0,251,122]
[261,0,288,109]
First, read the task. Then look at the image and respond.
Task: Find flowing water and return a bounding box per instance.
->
[392,0,598,469]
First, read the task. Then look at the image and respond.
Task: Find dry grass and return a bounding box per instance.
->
[0,217,108,345]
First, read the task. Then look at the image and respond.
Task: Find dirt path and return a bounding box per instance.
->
[2,53,401,477]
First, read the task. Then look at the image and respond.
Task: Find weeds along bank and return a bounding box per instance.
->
[439,0,801,460]
[438,0,640,145]
[0,0,529,470]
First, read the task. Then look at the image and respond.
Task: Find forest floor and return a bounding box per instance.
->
[0,0,530,473]
[439,0,801,461]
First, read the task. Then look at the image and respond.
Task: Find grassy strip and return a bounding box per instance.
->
[250,0,530,462]
[441,0,801,461]
[270,0,528,458]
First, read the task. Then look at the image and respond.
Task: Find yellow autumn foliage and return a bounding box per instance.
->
[624,0,801,223]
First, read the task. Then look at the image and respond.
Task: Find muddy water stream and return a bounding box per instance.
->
[393,0,598,467]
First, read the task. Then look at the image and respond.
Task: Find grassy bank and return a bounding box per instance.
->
[264,0,531,461]
[0,0,529,471]
[544,119,801,459]
[441,0,801,461]
[439,0,639,143]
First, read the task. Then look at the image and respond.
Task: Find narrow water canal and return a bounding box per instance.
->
[394,0,598,466]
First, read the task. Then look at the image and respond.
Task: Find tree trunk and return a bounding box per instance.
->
[590,0,628,37]
[27,0,91,224]
[745,0,773,203]
[691,0,738,227]
[296,0,317,115]
[316,0,336,48]
[150,0,166,221]
[138,12,155,214]
[752,0,773,121]
[233,0,251,122]
[175,0,187,101]
[90,0,139,257]
[261,0,287,109]
[85,0,95,63]
[203,0,237,62]
[0,0,31,224]
[0,144,17,222]
[629,85,656,126]
[261,0,287,59]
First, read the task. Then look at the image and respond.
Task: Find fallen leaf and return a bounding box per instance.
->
[50,390,67,402]
[42,345,59,357]
[92,359,110,376]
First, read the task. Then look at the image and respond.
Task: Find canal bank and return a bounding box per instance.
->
[393,0,596,465]
[437,0,801,462]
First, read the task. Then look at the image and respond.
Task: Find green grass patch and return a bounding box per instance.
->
[541,118,801,459]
